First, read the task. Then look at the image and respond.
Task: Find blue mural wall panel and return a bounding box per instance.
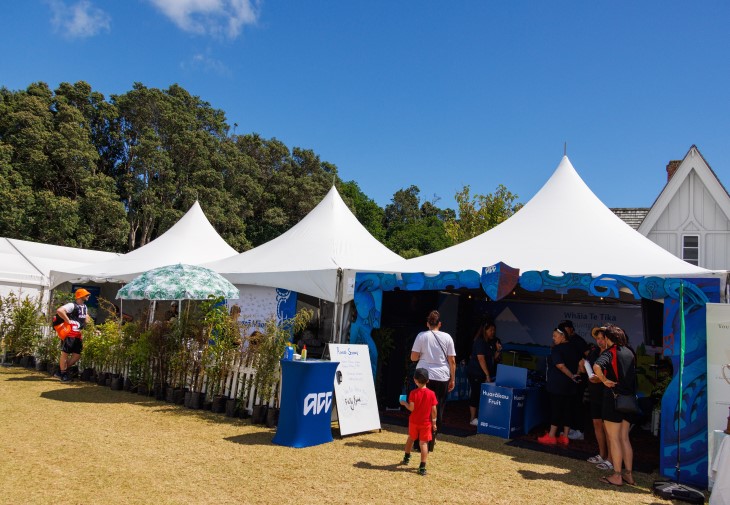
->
[659,278,719,488]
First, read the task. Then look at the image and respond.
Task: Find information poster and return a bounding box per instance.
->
[227,285,297,336]
[706,304,730,431]
[329,343,381,436]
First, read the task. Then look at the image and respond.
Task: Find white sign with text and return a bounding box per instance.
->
[329,343,381,436]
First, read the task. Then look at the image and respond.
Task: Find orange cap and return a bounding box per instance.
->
[74,288,92,299]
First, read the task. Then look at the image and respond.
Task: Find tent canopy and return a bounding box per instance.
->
[0,237,121,298]
[50,201,238,288]
[379,156,713,277]
[207,186,403,302]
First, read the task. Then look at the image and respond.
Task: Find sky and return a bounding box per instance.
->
[2,1,730,211]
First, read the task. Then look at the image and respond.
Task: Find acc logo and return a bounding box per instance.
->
[303,392,332,416]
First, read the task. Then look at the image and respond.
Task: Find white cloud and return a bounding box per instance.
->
[48,0,111,39]
[149,0,259,39]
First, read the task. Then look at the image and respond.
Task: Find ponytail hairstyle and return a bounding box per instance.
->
[427,310,440,328]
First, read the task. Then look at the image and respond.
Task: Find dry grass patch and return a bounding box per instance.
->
[0,367,679,505]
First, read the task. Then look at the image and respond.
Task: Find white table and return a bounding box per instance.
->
[710,430,730,505]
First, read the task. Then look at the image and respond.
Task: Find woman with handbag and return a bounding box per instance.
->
[592,324,637,487]
[411,310,456,451]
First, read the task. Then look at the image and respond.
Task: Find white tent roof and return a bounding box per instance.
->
[207,186,403,302]
[50,201,238,288]
[0,237,120,288]
[380,156,713,277]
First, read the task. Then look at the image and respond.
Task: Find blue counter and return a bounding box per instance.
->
[476,365,547,439]
[272,359,340,448]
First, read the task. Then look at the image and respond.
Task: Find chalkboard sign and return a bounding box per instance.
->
[329,343,381,436]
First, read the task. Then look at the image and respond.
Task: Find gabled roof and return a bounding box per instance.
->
[378,156,711,277]
[638,145,730,235]
[207,186,403,302]
[50,201,238,287]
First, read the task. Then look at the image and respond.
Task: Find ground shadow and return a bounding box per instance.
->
[224,431,278,447]
[7,374,55,382]
[353,461,412,474]
[344,439,404,451]
[40,386,160,405]
[512,450,657,497]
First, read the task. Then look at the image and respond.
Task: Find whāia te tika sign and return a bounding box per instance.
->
[329,343,381,436]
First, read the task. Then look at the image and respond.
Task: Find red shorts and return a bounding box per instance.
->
[409,422,433,442]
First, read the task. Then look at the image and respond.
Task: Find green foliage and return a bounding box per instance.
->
[251,308,312,407]
[200,297,241,398]
[444,184,523,244]
[0,293,45,357]
[383,185,454,257]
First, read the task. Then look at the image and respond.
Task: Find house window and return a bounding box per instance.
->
[682,235,699,266]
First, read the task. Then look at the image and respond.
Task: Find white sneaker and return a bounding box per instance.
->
[587,454,604,464]
[567,430,584,440]
[470,418,478,426]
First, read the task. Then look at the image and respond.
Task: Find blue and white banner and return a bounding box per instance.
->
[485,300,644,352]
[228,285,297,336]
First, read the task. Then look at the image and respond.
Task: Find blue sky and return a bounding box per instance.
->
[2,1,729,210]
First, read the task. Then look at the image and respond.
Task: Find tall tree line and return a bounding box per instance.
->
[0,81,518,258]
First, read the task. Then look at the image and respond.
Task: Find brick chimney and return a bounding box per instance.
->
[666,160,681,181]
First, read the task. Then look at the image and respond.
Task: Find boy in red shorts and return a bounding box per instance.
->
[399,368,438,475]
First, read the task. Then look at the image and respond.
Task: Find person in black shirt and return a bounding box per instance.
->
[584,326,612,469]
[537,328,580,446]
[466,321,502,425]
[558,319,588,440]
[593,324,637,487]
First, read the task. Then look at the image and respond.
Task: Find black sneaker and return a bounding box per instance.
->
[60,373,71,382]
[53,370,62,379]
[401,454,410,465]
[418,466,427,476]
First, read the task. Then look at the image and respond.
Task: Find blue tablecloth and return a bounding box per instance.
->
[272,359,339,448]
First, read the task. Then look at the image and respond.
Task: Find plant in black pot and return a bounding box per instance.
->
[3,292,44,367]
[201,297,241,414]
[250,309,312,426]
[35,333,58,373]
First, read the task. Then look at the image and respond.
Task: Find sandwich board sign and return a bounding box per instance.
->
[328,343,381,436]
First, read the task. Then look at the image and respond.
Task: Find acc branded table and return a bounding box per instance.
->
[272,359,339,448]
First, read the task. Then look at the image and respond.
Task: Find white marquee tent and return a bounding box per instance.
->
[377,156,716,278]
[207,186,403,304]
[0,237,121,302]
[50,201,238,288]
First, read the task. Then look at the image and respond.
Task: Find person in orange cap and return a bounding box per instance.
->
[54,288,92,382]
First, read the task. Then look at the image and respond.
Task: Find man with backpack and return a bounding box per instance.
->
[54,288,92,382]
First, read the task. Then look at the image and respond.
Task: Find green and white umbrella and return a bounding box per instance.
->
[116,264,239,301]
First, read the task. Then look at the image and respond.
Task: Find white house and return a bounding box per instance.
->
[614,145,730,271]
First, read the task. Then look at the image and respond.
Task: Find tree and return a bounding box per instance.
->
[383,185,453,257]
[444,184,522,244]
[338,180,386,242]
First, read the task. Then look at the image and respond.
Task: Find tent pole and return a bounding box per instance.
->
[333,268,343,344]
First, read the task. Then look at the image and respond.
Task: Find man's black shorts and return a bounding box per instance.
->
[61,336,83,354]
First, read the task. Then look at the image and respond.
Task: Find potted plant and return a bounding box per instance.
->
[199,297,241,413]
[250,308,312,426]
[3,293,45,366]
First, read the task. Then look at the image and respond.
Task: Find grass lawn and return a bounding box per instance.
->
[0,366,685,505]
